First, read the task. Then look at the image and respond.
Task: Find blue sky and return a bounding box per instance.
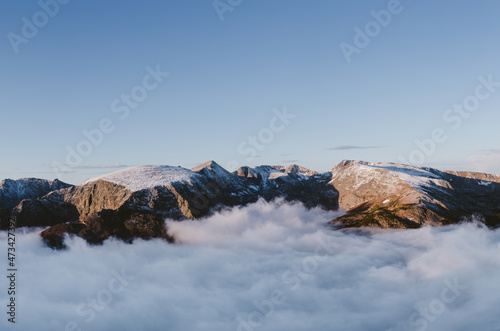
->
[1,0,500,184]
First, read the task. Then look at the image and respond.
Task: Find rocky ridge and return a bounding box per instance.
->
[0,178,73,228]
[331,160,500,228]
[31,161,338,248]
[1,160,499,248]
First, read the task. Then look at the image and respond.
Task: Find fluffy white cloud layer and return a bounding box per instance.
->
[1,200,500,331]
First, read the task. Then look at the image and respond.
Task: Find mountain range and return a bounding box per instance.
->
[1,160,499,248]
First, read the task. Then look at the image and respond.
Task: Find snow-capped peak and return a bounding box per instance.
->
[332,160,447,190]
[82,165,202,192]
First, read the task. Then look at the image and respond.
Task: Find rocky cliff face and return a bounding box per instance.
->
[233,164,337,209]
[0,178,72,209]
[0,178,73,228]
[330,161,500,228]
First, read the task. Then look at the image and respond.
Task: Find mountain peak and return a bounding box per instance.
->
[337,160,369,167]
[190,160,223,172]
[285,164,301,173]
[191,160,236,186]
[285,164,318,176]
[82,165,201,192]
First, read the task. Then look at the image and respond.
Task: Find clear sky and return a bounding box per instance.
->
[1,0,500,184]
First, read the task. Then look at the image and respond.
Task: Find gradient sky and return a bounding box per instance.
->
[1,0,500,184]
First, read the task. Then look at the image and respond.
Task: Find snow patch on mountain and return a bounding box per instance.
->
[338,161,449,190]
[0,178,36,198]
[239,164,317,183]
[82,165,202,192]
[366,163,445,189]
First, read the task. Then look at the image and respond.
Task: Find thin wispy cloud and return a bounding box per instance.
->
[429,161,471,169]
[76,164,129,169]
[326,145,386,151]
[466,150,500,174]
[478,149,500,154]
[44,164,129,176]
[62,164,128,171]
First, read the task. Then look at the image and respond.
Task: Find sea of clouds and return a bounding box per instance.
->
[1,199,500,331]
